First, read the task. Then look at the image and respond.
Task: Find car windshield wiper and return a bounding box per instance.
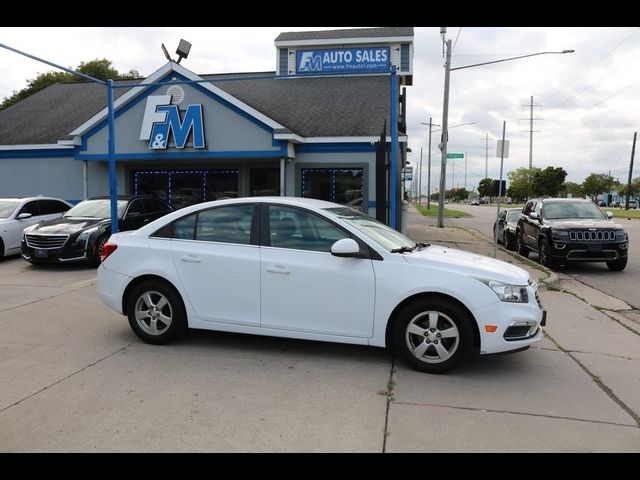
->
[415,241,430,250]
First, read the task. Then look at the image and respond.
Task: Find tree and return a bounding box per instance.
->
[477,178,494,201]
[1,59,139,111]
[446,188,469,202]
[506,167,539,202]
[532,166,567,197]
[562,181,584,198]
[617,177,640,203]
[582,173,617,201]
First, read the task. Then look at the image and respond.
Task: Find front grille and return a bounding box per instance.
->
[25,234,69,249]
[569,230,615,241]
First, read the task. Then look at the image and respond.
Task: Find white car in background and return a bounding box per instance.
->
[0,197,72,259]
[97,197,546,374]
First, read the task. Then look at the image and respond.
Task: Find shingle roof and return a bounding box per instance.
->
[275,27,414,42]
[0,73,392,145]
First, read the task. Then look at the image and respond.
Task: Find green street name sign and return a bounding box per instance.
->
[447,153,464,158]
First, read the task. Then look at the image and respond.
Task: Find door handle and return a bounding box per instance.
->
[180,254,201,263]
[266,265,290,274]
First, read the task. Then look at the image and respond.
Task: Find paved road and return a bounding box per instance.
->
[437,204,640,309]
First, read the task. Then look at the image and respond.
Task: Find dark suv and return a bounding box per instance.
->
[516,198,628,271]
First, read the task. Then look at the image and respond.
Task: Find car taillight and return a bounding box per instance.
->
[100,242,118,262]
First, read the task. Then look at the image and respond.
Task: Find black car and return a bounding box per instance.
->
[493,208,521,251]
[515,198,628,271]
[21,196,172,266]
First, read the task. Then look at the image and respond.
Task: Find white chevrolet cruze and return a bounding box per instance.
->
[97,197,546,373]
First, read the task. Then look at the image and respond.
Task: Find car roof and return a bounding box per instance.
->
[0,196,70,202]
[530,198,592,203]
[86,195,157,201]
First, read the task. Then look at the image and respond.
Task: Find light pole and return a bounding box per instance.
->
[437,32,574,228]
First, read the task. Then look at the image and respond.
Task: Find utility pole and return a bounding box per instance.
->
[485,133,489,179]
[418,147,423,205]
[421,117,440,209]
[523,96,542,198]
[437,38,452,228]
[464,150,467,191]
[626,132,637,209]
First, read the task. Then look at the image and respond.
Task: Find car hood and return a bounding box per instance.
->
[403,244,530,285]
[545,219,623,229]
[27,217,109,235]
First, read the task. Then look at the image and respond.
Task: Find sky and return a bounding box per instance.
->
[1,26,639,192]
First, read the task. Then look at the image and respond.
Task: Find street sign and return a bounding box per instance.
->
[446,153,464,158]
[496,140,510,158]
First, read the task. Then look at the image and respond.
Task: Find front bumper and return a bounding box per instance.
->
[472,290,546,354]
[21,239,90,264]
[549,240,627,263]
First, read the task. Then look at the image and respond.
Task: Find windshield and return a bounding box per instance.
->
[324,207,416,252]
[0,200,20,219]
[507,210,521,222]
[64,199,128,219]
[543,202,606,220]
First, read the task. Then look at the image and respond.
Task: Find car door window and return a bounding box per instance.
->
[195,205,254,245]
[143,198,171,214]
[18,201,40,217]
[172,214,197,240]
[39,199,70,215]
[268,205,348,253]
[126,200,145,218]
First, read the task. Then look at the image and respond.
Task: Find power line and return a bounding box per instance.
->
[452,27,462,52]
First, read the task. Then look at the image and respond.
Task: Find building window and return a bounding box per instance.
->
[133,169,238,209]
[301,168,364,210]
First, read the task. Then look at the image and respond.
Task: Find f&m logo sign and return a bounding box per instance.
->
[139,95,205,150]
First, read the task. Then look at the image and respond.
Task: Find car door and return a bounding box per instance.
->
[6,200,42,252]
[170,203,260,326]
[259,204,375,338]
[521,201,537,248]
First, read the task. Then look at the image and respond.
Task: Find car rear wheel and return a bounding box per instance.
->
[503,231,515,251]
[126,280,187,344]
[606,256,627,271]
[516,231,529,257]
[393,298,473,374]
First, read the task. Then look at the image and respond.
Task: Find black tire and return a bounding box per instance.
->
[126,280,187,344]
[91,235,108,267]
[393,298,473,374]
[539,238,559,270]
[516,231,529,257]
[504,231,516,251]
[606,256,627,271]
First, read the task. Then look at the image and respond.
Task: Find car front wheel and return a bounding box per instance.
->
[393,298,473,374]
[126,280,187,344]
[606,256,627,271]
[516,231,529,257]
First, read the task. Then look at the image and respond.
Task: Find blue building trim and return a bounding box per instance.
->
[76,149,287,161]
[295,143,376,153]
[0,149,74,159]
[79,71,279,154]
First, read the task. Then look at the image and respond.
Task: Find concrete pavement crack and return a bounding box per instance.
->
[391,401,638,429]
[0,343,133,414]
[381,356,396,453]
[543,331,640,427]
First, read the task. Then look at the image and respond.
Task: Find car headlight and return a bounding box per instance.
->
[77,226,99,244]
[475,278,529,303]
[551,230,569,240]
[615,230,628,241]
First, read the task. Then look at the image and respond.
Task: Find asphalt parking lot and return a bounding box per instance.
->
[1,234,639,451]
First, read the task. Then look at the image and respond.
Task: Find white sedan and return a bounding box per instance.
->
[97,197,546,373]
[0,197,72,258]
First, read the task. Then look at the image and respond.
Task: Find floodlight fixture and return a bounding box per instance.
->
[176,39,191,64]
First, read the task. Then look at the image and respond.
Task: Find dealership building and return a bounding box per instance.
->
[0,27,413,225]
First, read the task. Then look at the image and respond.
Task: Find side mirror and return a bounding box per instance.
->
[529,212,539,220]
[330,238,362,258]
[17,213,32,220]
[606,211,613,219]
